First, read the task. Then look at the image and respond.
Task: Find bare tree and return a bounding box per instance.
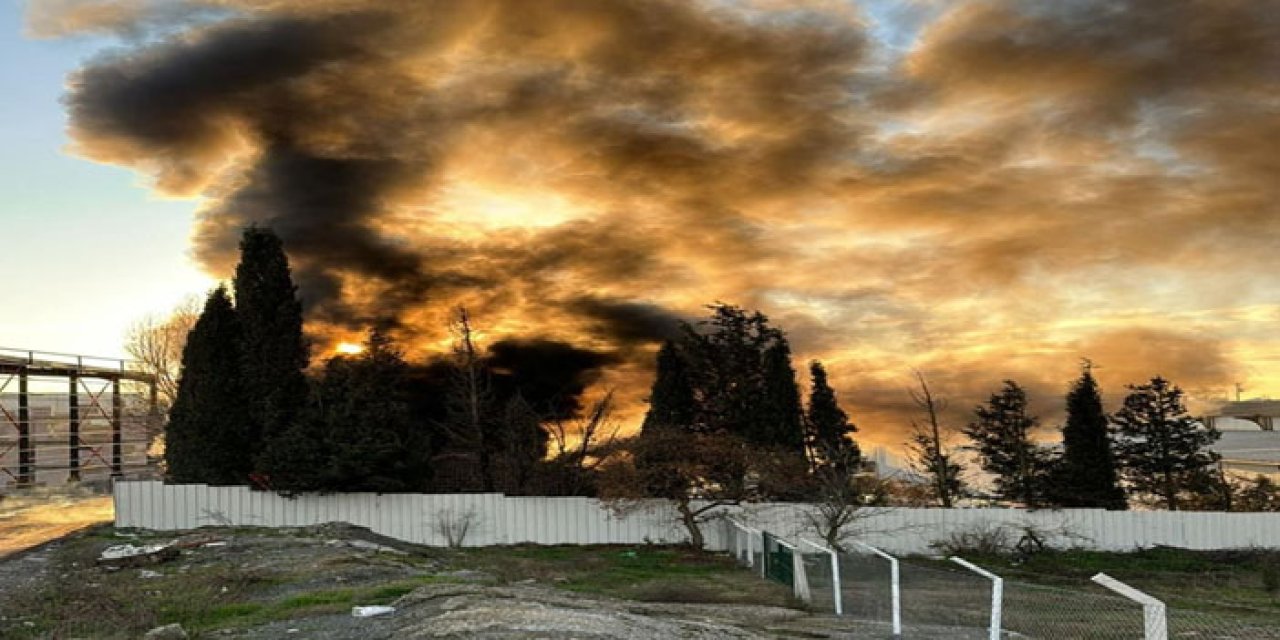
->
[439,307,500,491]
[906,371,963,507]
[545,389,623,495]
[124,296,201,439]
[804,443,884,551]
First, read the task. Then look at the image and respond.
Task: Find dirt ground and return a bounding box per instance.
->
[0,522,983,639]
[0,486,114,557]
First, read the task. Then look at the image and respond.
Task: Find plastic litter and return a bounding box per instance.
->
[352,605,396,618]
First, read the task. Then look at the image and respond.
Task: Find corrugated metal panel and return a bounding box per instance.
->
[113,481,1280,553]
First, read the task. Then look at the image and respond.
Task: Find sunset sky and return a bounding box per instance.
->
[2,0,1278,447]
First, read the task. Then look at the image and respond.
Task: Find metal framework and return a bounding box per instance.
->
[0,347,157,488]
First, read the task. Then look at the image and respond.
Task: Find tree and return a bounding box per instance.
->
[1052,361,1127,509]
[124,296,201,415]
[804,436,878,551]
[1235,476,1280,512]
[758,342,806,456]
[235,227,311,480]
[650,304,807,453]
[905,371,963,507]
[639,341,697,434]
[319,326,427,492]
[165,286,251,484]
[600,429,758,549]
[1112,377,1221,510]
[436,307,503,492]
[806,360,861,476]
[964,380,1053,507]
[545,390,623,496]
[499,392,549,493]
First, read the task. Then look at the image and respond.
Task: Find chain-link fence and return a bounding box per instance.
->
[727,520,1280,639]
[1169,607,1280,639]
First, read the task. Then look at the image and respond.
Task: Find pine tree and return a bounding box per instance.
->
[234,227,310,478]
[806,361,861,474]
[1052,361,1126,509]
[165,286,251,484]
[964,380,1053,507]
[1112,377,1221,510]
[640,340,697,434]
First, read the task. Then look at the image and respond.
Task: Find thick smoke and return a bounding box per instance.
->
[43,0,1280,442]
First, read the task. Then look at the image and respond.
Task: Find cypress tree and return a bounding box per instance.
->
[806,361,861,474]
[755,340,805,454]
[1053,361,1126,509]
[233,227,310,477]
[964,380,1053,507]
[165,286,251,484]
[1112,377,1221,510]
[640,340,697,434]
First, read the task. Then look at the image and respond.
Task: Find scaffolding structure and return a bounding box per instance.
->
[0,347,157,489]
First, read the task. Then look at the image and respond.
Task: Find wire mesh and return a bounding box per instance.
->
[797,545,838,613]
[1169,607,1280,639]
[1000,578,1145,639]
[839,547,897,625]
[895,558,991,638]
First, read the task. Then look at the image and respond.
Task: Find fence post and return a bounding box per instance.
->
[951,557,1003,640]
[800,538,843,616]
[1091,572,1167,640]
[854,542,901,637]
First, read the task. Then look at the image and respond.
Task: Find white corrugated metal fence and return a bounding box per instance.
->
[113,481,1280,552]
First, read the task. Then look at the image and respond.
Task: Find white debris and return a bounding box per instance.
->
[99,543,172,561]
[139,570,162,579]
[202,541,228,548]
[352,605,396,618]
[346,539,407,555]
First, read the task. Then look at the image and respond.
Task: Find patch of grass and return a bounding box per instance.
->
[454,545,795,607]
[910,546,1280,620]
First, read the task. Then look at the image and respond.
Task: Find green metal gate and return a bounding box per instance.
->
[762,531,794,589]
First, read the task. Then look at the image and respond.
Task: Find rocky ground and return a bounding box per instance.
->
[0,521,985,639]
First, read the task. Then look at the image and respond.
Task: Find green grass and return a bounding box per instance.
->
[453,544,795,606]
[909,546,1280,627]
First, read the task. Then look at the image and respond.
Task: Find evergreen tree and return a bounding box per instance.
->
[320,327,426,492]
[678,305,777,436]
[964,380,1053,507]
[165,286,251,484]
[1112,377,1221,510]
[1052,361,1126,509]
[500,392,548,493]
[252,399,331,495]
[234,227,310,477]
[634,304,807,501]
[756,342,806,455]
[640,340,697,434]
[806,361,861,474]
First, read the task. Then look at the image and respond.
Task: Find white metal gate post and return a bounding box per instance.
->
[951,557,1003,640]
[854,542,901,636]
[800,538,843,616]
[1091,573,1168,640]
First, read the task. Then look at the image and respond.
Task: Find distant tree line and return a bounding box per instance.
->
[907,364,1275,513]
[165,227,1279,532]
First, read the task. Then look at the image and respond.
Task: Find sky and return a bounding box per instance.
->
[3,0,1278,447]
